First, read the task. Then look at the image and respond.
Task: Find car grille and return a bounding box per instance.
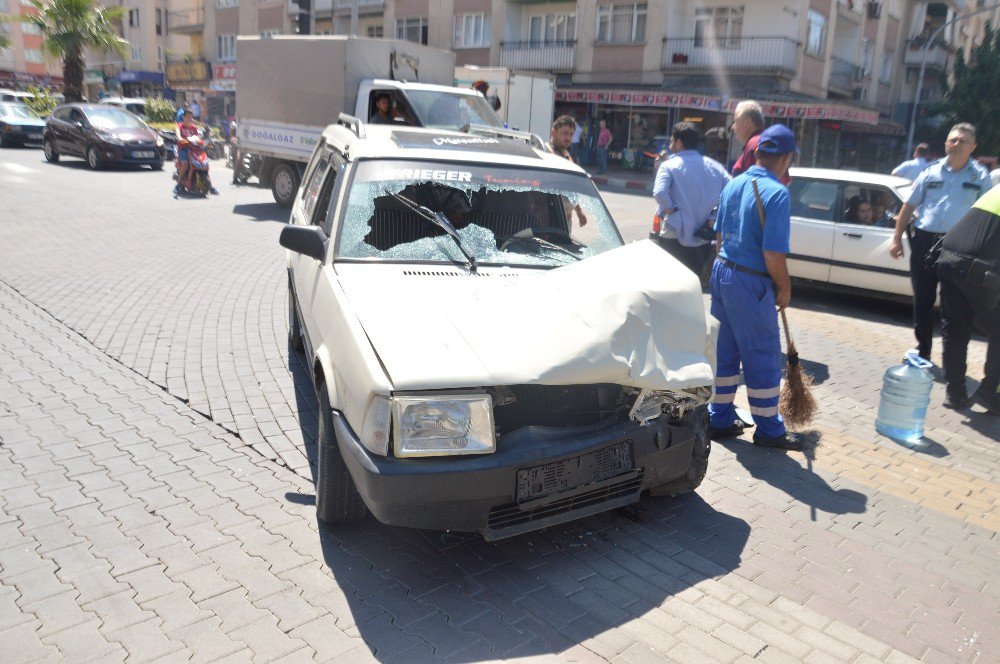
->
[492,384,634,434]
[125,139,154,148]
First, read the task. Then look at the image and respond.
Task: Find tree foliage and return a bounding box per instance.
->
[937,21,1000,156]
[144,96,176,123]
[17,0,128,103]
[23,85,59,116]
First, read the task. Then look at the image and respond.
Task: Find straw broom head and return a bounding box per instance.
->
[780,344,817,427]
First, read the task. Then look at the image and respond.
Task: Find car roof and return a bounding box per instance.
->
[790,167,911,190]
[101,97,145,104]
[370,80,482,97]
[322,123,587,174]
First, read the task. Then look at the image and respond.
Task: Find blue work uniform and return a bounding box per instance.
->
[903,157,991,358]
[709,165,791,439]
[891,156,929,182]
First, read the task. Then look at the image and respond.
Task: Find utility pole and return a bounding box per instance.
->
[906,1,1000,155]
[350,0,359,36]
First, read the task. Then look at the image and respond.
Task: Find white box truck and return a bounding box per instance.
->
[454,66,555,139]
[236,36,504,206]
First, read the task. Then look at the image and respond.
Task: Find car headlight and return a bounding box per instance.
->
[392,394,495,457]
[97,131,124,145]
[155,135,164,147]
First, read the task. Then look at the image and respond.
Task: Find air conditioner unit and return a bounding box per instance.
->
[867,1,882,19]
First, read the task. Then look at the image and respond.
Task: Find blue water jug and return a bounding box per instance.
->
[875,350,934,443]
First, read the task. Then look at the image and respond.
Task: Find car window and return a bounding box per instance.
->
[0,103,39,120]
[85,107,145,129]
[69,109,86,123]
[789,179,839,223]
[842,184,900,228]
[52,107,70,121]
[300,150,333,222]
[310,168,339,228]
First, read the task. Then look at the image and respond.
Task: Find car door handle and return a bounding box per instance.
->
[842,232,863,239]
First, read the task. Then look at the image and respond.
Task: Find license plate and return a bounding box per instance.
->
[516,441,634,503]
[132,150,155,158]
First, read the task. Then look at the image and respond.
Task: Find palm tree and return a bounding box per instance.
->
[18,0,128,102]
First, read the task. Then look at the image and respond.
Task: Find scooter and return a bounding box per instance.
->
[174,132,212,197]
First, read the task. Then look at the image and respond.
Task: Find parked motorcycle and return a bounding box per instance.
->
[159,129,178,160]
[174,132,212,197]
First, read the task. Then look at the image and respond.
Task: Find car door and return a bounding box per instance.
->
[47,107,69,150]
[787,177,837,282]
[830,184,912,296]
[290,145,342,349]
[64,108,88,156]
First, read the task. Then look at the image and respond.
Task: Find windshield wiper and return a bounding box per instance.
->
[502,228,582,261]
[385,190,478,272]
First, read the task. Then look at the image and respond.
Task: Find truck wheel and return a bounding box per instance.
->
[288,278,304,353]
[272,163,299,208]
[649,405,710,497]
[315,381,367,524]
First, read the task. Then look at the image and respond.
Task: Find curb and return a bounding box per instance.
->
[591,175,654,192]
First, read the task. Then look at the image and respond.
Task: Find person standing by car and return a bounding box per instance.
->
[596,120,612,174]
[708,125,803,451]
[892,143,931,181]
[936,186,1000,413]
[570,118,583,164]
[730,100,765,177]
[889,123,991,362]
[548,115,587,228]
[653,121,730,279]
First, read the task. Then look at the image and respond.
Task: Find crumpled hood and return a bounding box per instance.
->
[337,241,718,392]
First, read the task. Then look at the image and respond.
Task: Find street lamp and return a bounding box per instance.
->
[906,1,1000,155]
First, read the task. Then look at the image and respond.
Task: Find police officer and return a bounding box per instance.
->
[890,123,992,362]
[937,186,1000,414]
[709,125,803,450]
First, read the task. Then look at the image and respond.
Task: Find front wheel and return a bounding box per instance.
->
[649,405,710,497]
[86,145,103,170]
[315,381,367,524]
[272,163,300,208]
[44,139,59,163]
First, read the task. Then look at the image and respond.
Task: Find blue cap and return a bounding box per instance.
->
[757,124,799,155]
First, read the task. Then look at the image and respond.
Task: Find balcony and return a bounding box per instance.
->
[333,0,384,14]
[500,41,575,71]
[167,7,204,34]
[829,56,864,92]
[661,37,798,76]
[904,43,950,71]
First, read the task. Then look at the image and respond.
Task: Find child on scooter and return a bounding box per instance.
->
[174,109,219,195]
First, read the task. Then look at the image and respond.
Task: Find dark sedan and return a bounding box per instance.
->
[43,103,166,170]
[0,102,46,147]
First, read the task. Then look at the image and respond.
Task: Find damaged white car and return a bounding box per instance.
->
[279,118,718,540]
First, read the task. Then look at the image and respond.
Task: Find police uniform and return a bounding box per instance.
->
[709,164,790,442]
[937,186,1000,412]
[905,157,991,360]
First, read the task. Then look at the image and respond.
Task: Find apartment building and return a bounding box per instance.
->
[0,0,63,91]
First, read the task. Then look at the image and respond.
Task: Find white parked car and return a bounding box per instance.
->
[99,96,147,119]
[788,167,914,297]
[280,118,719,540]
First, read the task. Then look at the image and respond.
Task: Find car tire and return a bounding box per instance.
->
[86,145,103,170]
[315,380,367,524]
[43,139,59,162]
[0,132,8,148]
[288,279,304,353]
[649,405,710,497]
[151,160,164,171]
[272,163,300,208]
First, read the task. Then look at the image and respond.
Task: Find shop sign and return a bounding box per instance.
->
[722,98,878,126]
[84,69,104,84]
[211,64,236,92]
[166,61,210,84]
[119,70,165,85]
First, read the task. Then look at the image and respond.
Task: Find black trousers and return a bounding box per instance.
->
[660,237,713,286]
[909,228,944,359]
[939,260,1000,395]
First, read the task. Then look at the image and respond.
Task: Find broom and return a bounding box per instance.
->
[751,179,817,428]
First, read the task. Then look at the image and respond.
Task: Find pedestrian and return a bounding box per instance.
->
[936,185,1000,414]
[570,119,583,164]
[596,120,612,174]
[730,100,765,177]
[708,124,804,450]
[190,98,201,121]
[175,103,189,124]
[889,123,991,363]
[548,115,587,227]
[653,121,730,280]
[892,143,931,181]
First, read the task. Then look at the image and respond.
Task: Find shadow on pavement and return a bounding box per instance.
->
[719,434,868,517]
[232,201,289,223]
[288,339,319,483]
[885,436,950,458]
[315,490,750,661]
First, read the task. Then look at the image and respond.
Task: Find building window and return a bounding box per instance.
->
[217,34,236,62]
[596,3,646,44]
[128,8,139,28]
[454,13,490,48]
[367,25,383,39]
[880,50,893,84]
[131,44,142,62]
[155,8,162,35]
[806,10,826,56]
[24,49,43,63]
[157,45,163,72]
[396,17,428,45]
[260,29,282,38]
[861,37,874,76]
[217,0,239,7]
[528,13,576,44]
[694,6,743,47]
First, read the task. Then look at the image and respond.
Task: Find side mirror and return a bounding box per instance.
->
[279,224,327,261]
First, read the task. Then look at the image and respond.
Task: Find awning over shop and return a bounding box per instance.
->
[554,88,880,126]
[118,70,165,86]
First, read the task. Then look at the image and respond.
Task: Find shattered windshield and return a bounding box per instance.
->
[405,91,502,130]
[335,159,624,268]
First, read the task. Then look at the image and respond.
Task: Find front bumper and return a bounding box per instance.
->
[332,409,704,540]
[97,143,166,164]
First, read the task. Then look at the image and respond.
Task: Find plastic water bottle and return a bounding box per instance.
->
[875,350,934,443]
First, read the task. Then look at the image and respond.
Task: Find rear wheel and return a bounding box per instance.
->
[315,381,367,524]
[272,163,300,208]
[43,139,59,162]
[649,405,710,496]
[86,145,103,170]
[194,171,208,196]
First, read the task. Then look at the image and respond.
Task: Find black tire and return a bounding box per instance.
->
[288,279,304,353]
[272,163,300,208]
[0,132,9,148]
[315,381,367,524]
[86,145,103,170]
[649,405,710,496]
[151,160,164,171]
[43,138,59,162]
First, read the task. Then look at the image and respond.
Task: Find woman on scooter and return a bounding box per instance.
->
[175,109,219,195]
